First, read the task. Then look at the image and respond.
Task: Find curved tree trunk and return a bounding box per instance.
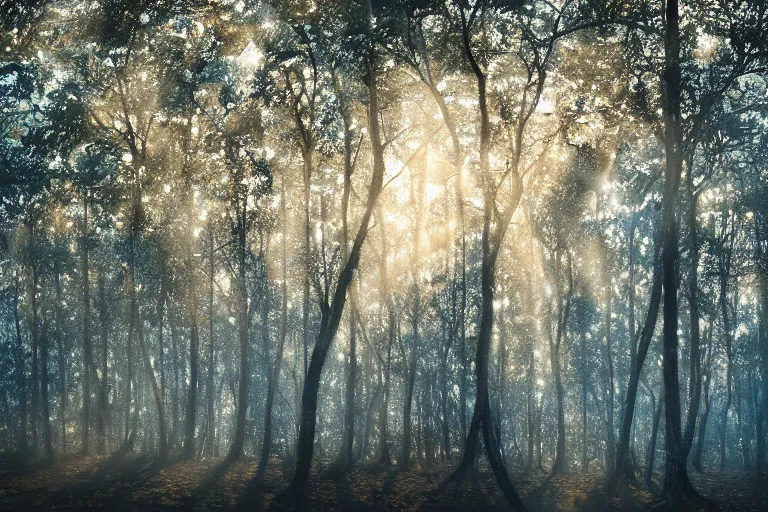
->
[447,8,527,509]
[137,308,167,461]
[258,181,289,476]
[282,57,384,502]
[608,239,662,492]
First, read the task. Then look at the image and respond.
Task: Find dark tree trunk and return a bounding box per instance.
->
[694,319,714,473]
[98,272,109,455]
[402,347,417,469]
[376,203,394,467]
[659,1,705,504]
[441,335,452,465]
[683,168,703,460]
[581,372,588,473]
[550,249,572,475]
[645,389,664,487]
[182,275,199,459]
[603,245,616,478]
[228,190,249,461]
[14,269,28,462]
[526,231,536,472]
[171,317,180,449]
[40,312,53,462]
[182,111,199,460]
[718,212,736,471]
[608,240,662,492]
[121,167,140,454]
[82,195,95,455]
[496,308,507,466]
[137,308,167,460]
[29,227,39,458]
[302,147,312,380]
[447,9,527,509]
[333,88,358,469]
[206,220,215,458]
[258,197,287,475]
[282,57,384,503]
[53,259,67,457]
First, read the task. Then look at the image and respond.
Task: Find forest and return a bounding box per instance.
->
[2,0,768,510]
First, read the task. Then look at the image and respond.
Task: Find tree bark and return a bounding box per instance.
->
[608,238,662,492]
[719,230,735,471]
[29,224,39,457]
[550,249,572,475]
[82,194,95,455]
[98,272,109,455]
[694,319,714,473]
[447,8,527,509]
[645,387,664,487]
[137,307,167,460]
[659,1,706,504]
[228,177,250,461]
[54,259,67,456]
[257,183,288,475]
[282,56,385,502]
[682,169,703,460]
[40,307,53,462]
[14,269,28,462]
[206,219,215,458]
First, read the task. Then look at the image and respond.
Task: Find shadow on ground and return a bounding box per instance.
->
[0,455,766,511]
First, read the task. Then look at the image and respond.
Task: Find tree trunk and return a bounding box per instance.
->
[333,89,358,469]
[447,10,527,509]
[98,272,109,455]
[171,316,180,449]
[182,271,199,459]
[206,219,215,458]
[441,335,452,465]
[582,370,588,473]
[54,260,66,456]
[14,269,28,462]
[228,190,249,461]
[608,239,662,492]
[40,310,53,462]
[29,227,39,458]
[694,318,714,473]
[282,57,384,502]
[302,145,312,380]
[683,168,703,460]
[603,247,616,478]
[550,249,572,475]
[402,347,417,470]
[137,307,167,460]
[82,194,95,455]
[376,204,394,467]
[659,1,704,503]
[645,389,664,486]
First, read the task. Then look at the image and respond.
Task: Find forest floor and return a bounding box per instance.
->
[0,454,765,511]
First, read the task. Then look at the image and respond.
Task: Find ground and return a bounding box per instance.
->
[0,455,764,511]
